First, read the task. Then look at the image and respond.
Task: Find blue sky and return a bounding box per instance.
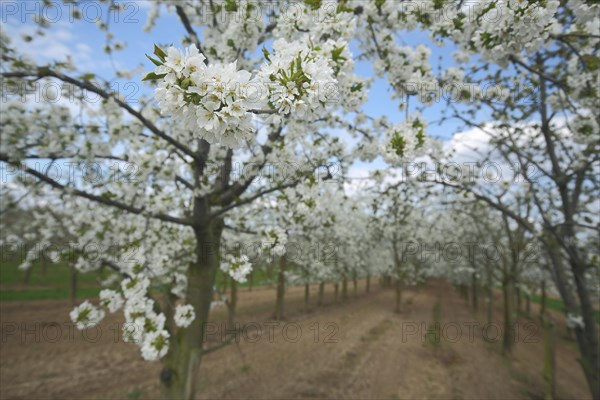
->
[3,0,481,179]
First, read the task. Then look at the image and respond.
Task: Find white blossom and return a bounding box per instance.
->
[174,304,196,328]
[141,329,170,361]
[220,254,253,283]
[70,301,105,330]
[99,289,124,313]
[566,314,585,330]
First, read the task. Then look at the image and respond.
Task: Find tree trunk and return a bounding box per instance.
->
[471,272,478,313]
[266,261,274,282]
[304,283,310,312]
[502,279,515,355]
[547,247,599,399]
[572,267,600,400]
[334,282,339,302]
[352,272,357,297]
[342,278,348,300]
[160,223,222,400]
[486,269,493,325]
[395,278,402,313]
[228,277,238,328]
[220,270,228,295]
[22,264,33,285]
[540,281,547,317]
[317,282,324,306]
[542,317,556,400]
[248,269,253,291]
[366,275,371,293]
[273,255,286,320]
[70,265,78,306]
[462,284,469,301]
[41,256,48,276]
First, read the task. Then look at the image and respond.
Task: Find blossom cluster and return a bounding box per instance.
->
[151,45,257,148]
[220,254,253,283]
[465,0,561,65]
[261,226,288,257]
[257,38,339,124]
[372,41,435,104]
[69,274,172,361]
[174,304,196,328]
[565,313,585,329]
[120,275,171,361]
[274,1,357,42]
[148,39,342,147]
[69,301,105,330]
[99,289,124,313]
[381,116,427,166]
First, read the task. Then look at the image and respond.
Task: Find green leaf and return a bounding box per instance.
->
[153,44,167,62]
[146,53,163,67]
[582,54,599,72]
[390,131,407,157]
[180,77,192,89]
[350,82,363,93]
[331,46,347,63]
[262,47,271,63]
[225,0,238,12]
[142,72,167,82]
[80,73,96,82]
[305,0,321,10]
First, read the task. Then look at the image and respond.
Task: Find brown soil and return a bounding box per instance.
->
[0,280,591,399]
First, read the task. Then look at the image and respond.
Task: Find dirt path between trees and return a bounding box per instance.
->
[0,280,591,399]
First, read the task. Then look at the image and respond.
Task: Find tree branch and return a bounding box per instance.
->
[1,69,197,159]
[0,154,193,226]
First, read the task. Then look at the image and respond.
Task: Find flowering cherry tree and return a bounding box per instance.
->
[1,1,392,398]
[3,0,596,398]
[417,1,600,395]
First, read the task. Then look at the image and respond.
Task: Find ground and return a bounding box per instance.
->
[0,280,592,399]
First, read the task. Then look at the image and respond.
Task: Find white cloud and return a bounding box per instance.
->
[5,19,90,65]
[443,125,492,163]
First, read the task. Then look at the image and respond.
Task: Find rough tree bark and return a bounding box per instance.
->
[317,282,325,306]
[342,278,348,301]
[502,278,515,355]
[542,317,556,400]
[471,272,478,313]
[395,278,402,314]
[228,277,238,328]
[160,222,223,400]
[486,275,493,326]
[273,255,286,320]
[334,282,339,302]
[304,283,310,312]
[545,246,599,399]
[70,265,78,306]
[540,280,547,318]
